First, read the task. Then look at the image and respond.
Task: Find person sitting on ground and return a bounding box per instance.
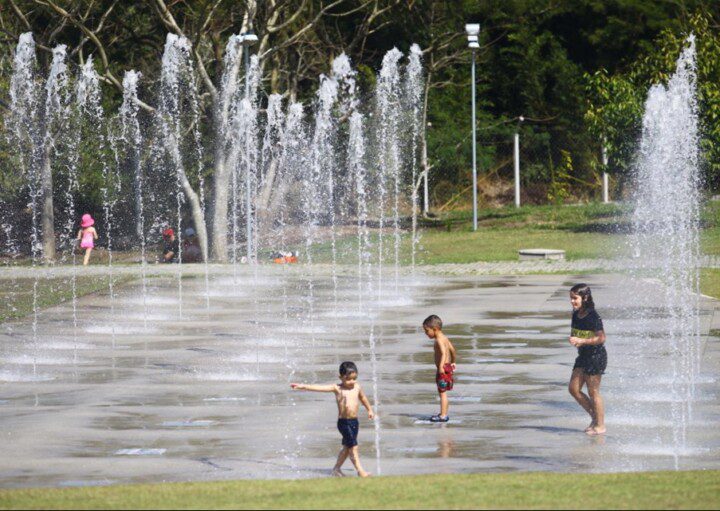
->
[291,361,375,477]
[423,314,457,423]
[182,227,202,263]
[161,228,178,263]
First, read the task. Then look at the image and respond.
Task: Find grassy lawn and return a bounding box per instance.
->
[701,269,720,299]
[0,471,717,510]
[308,201,720,265]
[0,274,135,323]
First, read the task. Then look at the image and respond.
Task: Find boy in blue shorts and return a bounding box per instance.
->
[291,361,375,477]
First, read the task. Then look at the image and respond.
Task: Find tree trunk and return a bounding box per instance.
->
[210,149,229,261]
[258,157,278,211]
[180,172,208,262]
[210,14,250,262]
[168,132,208,261]
[41,143,56,263]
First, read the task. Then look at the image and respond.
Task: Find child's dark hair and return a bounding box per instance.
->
[570,283,595,310]
[339,361,358,376]
[423,314,443,329]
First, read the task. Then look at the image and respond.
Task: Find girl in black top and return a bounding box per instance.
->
[568,283,607,435]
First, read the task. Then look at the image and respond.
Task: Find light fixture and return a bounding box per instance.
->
[465,23,480,37]
[240,31,258,46]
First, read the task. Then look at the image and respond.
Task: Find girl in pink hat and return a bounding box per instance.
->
[76,214,98,266]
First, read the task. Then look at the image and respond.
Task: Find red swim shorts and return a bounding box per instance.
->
[436,364,454,393]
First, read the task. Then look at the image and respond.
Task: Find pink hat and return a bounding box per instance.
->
[80,214,95,228]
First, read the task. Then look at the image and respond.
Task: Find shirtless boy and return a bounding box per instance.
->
[423,314,457,423]
[291,361,375,477]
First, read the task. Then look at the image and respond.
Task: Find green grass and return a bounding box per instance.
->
[0,471,717,510]
[701,269,720,299]
[306,201,720,265]
[0,274,134,323]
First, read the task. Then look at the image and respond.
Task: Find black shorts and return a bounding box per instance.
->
[337,418,359,447]
[574,345,607,375]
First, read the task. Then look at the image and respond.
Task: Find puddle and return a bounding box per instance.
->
[230,353,284,364]
[387,446,438,454]
[202,397,246,402]
[121,296,177,306]
[193,371,265,382]
[374,297,415,307]
[86,325,157,335]
[3,354,76,365]
[38,341,96,350]
[490,342,528,348]
[0,371,55,382]
[448,396,482,403]
[413,417,463,425]
[618,445,711,457]
[459,375,502,382]
[115,448,166,456]
[471,358,515,363]
[59,480,114,487]
[161,420,215,427]
[322,309,375,319]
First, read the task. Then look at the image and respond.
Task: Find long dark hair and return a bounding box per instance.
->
[570,283,595,311]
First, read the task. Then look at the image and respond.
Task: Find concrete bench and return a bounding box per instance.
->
[518,248,566,261]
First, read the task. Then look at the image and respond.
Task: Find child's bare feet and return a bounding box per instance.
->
[587,425,606,435]
[584,421,597,433]
[331,468,345,477]
[358,470,371,478]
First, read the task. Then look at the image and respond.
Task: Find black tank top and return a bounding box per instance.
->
[571,308,605,356]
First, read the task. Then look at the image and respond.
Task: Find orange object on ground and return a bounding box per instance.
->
[273,255,297,264]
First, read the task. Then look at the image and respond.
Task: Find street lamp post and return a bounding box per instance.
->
[240,30,258,262]
[466,23,480,231]
[602,144,609,203]
[423,122,431,215]
[514,116,524,208]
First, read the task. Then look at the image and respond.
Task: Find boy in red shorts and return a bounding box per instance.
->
[423,315,457,422]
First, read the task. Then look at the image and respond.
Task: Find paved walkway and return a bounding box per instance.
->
[1,256,719,279]
[420,256,720,276]
[0,270,718,488]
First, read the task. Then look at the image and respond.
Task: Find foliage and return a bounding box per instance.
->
[584,69,644,179]
[1,0,720,230]
[585,10,720,190]
[547,149,572,204]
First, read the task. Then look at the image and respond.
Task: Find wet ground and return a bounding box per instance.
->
[0,266,718,488]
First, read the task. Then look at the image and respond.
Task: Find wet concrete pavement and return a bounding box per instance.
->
[0,267,718,488]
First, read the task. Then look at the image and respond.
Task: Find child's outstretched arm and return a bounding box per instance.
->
[358,386,375,419]
[290,383,337,393]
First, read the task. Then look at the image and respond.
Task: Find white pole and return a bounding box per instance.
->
[244,44,252,262]
[423,142,429,215]
[602,145,609,203]
[471,50,478,231]
[514,132,520,208]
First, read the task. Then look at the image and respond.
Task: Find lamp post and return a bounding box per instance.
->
[466,24,480,231]
[602,144,609,203]
[514,116,524,208]
[423,121,431,215]
[240,30,258,262]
